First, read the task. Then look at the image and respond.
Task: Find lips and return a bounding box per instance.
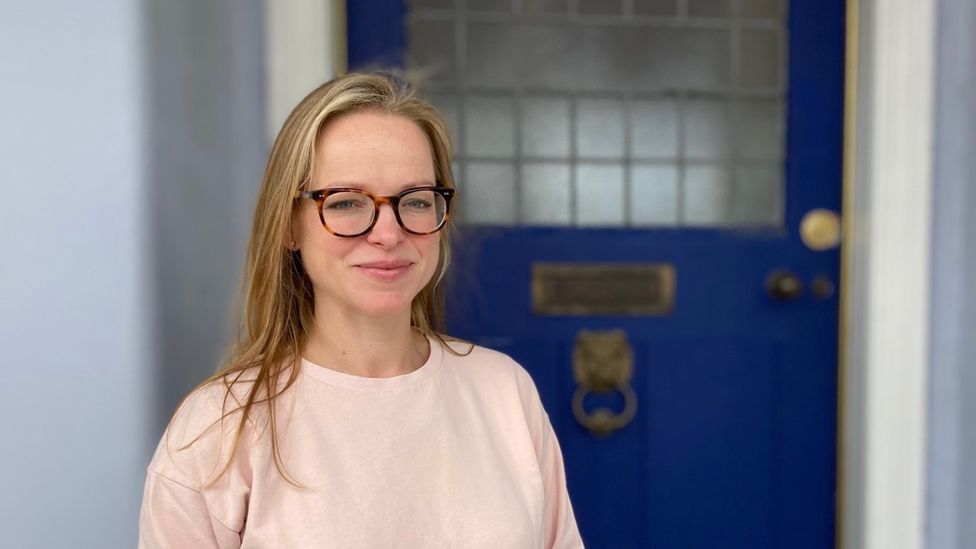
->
[355,259,414,281]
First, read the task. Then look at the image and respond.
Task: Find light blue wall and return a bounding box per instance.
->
[0,1,151,547]
[927,0,976,548]
[0,0,264,546]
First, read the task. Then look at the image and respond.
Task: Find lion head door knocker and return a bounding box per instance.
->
[572,329,638,437]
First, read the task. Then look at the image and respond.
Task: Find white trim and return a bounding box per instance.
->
[847,1,936,548]
[264,0,345,143]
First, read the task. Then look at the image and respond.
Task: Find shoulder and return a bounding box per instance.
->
[438,338,556,453]
[441,338,528,376]
[148,368,275,488]
[438,338,544,409]
[165,380,235,444]
[147,380,237,481]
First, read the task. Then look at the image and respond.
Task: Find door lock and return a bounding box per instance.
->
[765,270,804,302]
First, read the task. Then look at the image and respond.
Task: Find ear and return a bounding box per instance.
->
[285,219,300,252]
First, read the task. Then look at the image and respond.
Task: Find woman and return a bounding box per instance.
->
[139,73,583,548]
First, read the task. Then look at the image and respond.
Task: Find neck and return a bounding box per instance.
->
[302,306,429,378]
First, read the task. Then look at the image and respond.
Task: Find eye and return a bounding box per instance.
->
[324,195,370,210]
[327,200,358,210]
[402,197,433,210]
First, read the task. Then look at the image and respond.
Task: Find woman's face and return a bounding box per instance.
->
[293,110,441,322]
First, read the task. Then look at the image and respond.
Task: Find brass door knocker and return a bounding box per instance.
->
[572,329,638,437]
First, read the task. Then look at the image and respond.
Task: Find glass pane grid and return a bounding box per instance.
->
[406,0,787,228]
[408,6,783,27]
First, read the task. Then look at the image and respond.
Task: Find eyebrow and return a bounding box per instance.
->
[313,180,437,192]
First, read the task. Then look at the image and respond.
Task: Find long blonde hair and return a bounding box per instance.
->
[184,73,461,484]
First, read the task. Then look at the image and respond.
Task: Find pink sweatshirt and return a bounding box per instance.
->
[139,338,583,548]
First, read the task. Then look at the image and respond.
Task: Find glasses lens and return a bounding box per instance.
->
[321,191,375,236]
[398,189,447,234]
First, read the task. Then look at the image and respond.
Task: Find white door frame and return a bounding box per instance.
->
[841,0,935,548]
[264,0,346,144]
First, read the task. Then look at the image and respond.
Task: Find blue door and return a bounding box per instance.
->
[350,1,844,547]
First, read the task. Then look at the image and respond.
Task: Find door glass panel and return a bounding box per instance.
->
[407,0,453,10]
[463,162,517,224]
[405,1,787,228]
[732,165,782,225]
[690,0,731,17]
[467,0,510,12]
[684,99,731,160]
[578,0,624,15]
[634,0,678,15]
[406,19,455,84]
[741,0,783,19]
[425,93,460,154]
[464,95,515,158]
[465,24,519,88]
[522,97,571,158]
[521,163,572,225]
[740,30,782,89]
[630,165,679,225]
[737,100,783,160]
[524,0,568,15]
[466,24,730,92]
[576,164,625,226]
[576,99,625,159]
[630,98,679,160]
[685,166,731,225]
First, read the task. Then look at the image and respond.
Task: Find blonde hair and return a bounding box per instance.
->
[182,72,463,485]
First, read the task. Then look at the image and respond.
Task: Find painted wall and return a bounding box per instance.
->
[927,0,976,547]
[0,0,264,546]
[145,0,265,432]
[0,1,150,547]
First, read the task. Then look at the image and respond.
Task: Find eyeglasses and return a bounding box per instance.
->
[295,186,455,237]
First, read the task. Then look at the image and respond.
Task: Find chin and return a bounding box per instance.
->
[354,295,417,319]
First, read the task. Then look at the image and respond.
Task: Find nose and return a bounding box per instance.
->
[366,203,405,247]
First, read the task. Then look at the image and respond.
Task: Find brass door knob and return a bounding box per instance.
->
[800,209,842,251]
[765,270,803,302]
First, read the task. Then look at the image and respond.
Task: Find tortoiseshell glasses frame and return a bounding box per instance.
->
[294,185,455,237]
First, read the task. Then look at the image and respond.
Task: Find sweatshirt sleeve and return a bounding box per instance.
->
[138,383,251,549]
[538,415,583,548]
[139,471,241,549]
[513,366,585,549]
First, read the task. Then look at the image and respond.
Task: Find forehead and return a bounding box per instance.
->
[311,110,435,191]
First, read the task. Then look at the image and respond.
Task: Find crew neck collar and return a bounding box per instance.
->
[300,334,443,392]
